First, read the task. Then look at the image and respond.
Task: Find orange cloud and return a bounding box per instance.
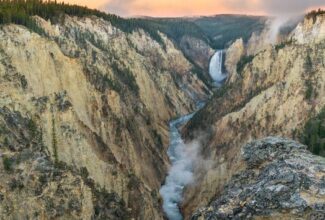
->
[61,0,263,16]
[62,0,107,9]
[62,0,324,17]
[103,0,265,17]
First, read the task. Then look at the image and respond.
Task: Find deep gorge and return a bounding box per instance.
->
[0,2,325,220]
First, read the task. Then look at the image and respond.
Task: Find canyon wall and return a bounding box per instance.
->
[0,15,209,219]
[182,14,325,219]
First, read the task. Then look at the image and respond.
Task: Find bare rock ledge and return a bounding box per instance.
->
[192,137,325,220]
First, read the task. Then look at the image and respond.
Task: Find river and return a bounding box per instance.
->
[159,102,205,220]
[159,49,226,220]
[159,112,195,220]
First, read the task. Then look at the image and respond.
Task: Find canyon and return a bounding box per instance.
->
[182,12,325,219]
[0,14,210,219]
[0,2,325,220]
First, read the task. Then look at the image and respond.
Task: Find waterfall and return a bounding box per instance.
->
[209,50,227,83]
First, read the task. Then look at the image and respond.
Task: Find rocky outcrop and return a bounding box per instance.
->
[245,24,272,56]
[179,35,215,83]
[192,137,325,220]
[182,13,325,219]
[0,15,209,219]
[224,38,245,83]
[291,14,325,44]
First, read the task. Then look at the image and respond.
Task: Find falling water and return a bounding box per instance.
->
[209,50,227,84]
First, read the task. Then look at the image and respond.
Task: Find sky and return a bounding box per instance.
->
[63,0,325,17]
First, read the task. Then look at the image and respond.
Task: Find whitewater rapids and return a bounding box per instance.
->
[159,112,197,220]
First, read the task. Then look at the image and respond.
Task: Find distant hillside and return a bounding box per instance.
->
[136,16,266,85]
[142,15,266,49]
[0,1,266,50]
[137,18,210,44]
[191,15,267,49]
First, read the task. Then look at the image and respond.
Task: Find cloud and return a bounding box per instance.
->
[63,0,108,9]
[260,0,325,16]
[104,0,135,16]
[102,0,324,17]
[63,0,324,17]
[103,0,229,17]
[221,0,325,17]
[219,0,324,43]
[262,0,324,43]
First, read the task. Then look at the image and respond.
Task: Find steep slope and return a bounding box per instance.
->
[182,13,325,219]
[0,14,209,219]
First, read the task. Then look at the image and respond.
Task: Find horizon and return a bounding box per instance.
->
[62,0,325,18]
[131,13,268,19]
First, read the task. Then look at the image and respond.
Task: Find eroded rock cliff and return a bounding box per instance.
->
[179,35,215,84]
[224,38,245,83]
[0,14,209,219]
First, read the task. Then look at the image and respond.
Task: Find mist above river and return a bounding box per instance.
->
[159,113,201,220]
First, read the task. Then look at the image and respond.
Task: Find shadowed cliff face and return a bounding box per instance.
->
[0,15,209,219]
[182,14,325,219]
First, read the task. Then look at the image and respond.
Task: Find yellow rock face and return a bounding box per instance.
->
[0,15,209,219]
[225,38,245,83]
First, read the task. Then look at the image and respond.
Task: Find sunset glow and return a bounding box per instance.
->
[62,0,325,17]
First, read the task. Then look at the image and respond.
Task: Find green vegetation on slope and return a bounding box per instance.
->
[111,62,139,96]
[304,54,315,101]
[137,18,210,45]
[143,15,266,49]
[1,1,265,50]
[236,55,255,76]
[192,15,266,49]
[0,0,165,44]
[2,155,14,172]
[306,8,325,23]
[301,107,325,156]
[274,39,293,52]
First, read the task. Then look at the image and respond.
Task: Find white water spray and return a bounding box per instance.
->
[159,112,200,220]
[209,50,227,83]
